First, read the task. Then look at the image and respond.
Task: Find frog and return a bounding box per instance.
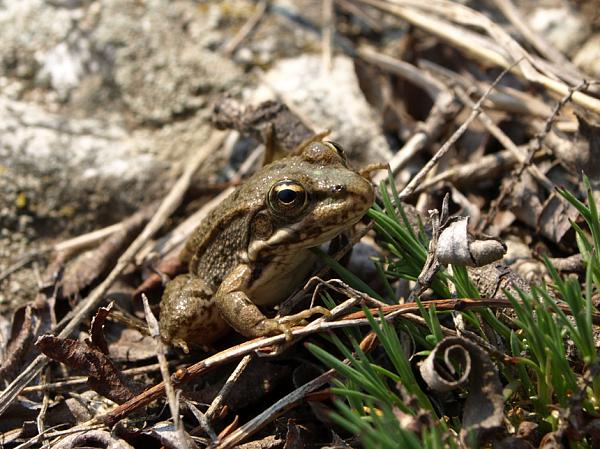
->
[158,140,375,351]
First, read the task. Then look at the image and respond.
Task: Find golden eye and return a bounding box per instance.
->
[267,180,308,216]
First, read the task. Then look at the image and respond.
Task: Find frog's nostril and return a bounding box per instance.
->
[331,184,345,194]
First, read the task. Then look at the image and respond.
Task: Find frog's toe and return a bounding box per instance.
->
[277,306,331,326]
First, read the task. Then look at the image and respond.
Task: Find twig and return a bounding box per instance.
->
[187,401,218,442]
[373,92,458,185]
[398,61,517,200]
[35,367,51,449]
[206,354,253,420]
[142,294,189,448]
[452,84,554,193]
[335,0,383,32]
[13,424,105,449]
[213,370,334,449]
[223,0,269,56]
[98,295,363,426]
[420,60,554,119]
[1,206,155,283]
[355,47,462,186]
[21,362,172,393]
[0,131,227,417]
[357,0,600,114]
[412,149,518,194]
[96,294,593,426]
[322,0,334,71]
[214,312,380,448]
[481,80,589,230]
[357,46,445,99]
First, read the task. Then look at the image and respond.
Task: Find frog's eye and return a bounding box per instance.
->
[268,180,308,216]
[323,141,347,163]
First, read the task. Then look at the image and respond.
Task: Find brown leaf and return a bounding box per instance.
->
[283,420,305,449]
[108,329,157,362]
[36,335,137,404]
[468,263,530,299]
[538,194,579,245]
[0,284,55,383]
[90,302,113,355]
[517,421,542,446]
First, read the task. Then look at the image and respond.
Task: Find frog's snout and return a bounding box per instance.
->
[348,176,375,211]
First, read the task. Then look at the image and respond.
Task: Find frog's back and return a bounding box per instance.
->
[180,185,262,289]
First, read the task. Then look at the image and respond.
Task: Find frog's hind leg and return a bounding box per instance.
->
[159,274,229,351]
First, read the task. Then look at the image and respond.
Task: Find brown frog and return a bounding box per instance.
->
[159,141,374,350]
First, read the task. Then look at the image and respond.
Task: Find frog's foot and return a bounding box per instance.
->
[270,306,331,340]
[277,306,331,326]
[171,338,190,354]
[359,162,388,179]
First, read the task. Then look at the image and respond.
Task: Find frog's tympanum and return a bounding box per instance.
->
[159,141,374,350]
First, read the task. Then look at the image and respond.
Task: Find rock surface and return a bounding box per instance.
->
[0,0,245,305]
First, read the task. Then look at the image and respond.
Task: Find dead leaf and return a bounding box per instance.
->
[468,263,530,299]
[36,335,137,404]
[516,421,541,445]
[142,421,197,449]
[283,420,305,449]
[53,429,135,449]
[0,283,55,383]
[107,328,157,363]
[90,302,113,355]
[537,193,578,245]
[419,337,504,445]
[437,217,506,267]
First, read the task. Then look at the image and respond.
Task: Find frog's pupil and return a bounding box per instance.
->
[277,188,297,204]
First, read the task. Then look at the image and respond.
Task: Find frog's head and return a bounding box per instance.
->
[247,141,375,260]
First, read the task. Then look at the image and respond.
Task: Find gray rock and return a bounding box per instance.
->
[91,0,241,124]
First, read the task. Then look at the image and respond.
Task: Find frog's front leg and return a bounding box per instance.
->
[214,264,288,338]
[214,264,329,339]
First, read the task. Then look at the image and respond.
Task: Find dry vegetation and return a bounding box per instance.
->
[1,0,600,448]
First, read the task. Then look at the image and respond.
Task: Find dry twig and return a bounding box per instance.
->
[398,62,517,200]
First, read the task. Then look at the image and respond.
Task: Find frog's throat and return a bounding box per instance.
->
[246,227,301,262]
[245,219,358,262]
